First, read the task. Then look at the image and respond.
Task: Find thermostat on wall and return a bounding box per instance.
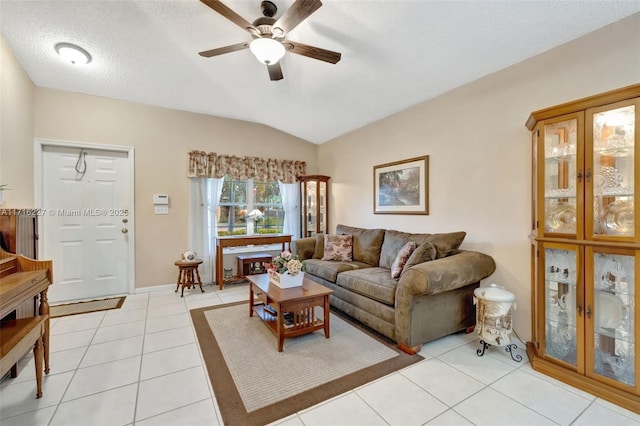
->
[153,194,169,205]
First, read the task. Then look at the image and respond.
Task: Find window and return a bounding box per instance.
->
[217,179,283,236]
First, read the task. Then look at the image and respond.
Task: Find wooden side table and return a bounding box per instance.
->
[174,259,204,297]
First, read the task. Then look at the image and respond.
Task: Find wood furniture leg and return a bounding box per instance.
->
[216,241,223,290]
[194,268,204,293]
[323,295,330,338]
[175,269,182,293]
[184,269,192,297]
[397,342,422,355]
[33,336,44,398]
[249,284,255,317]
[0,316,48,399]
[39,289,50,374]
[277,308,284,352]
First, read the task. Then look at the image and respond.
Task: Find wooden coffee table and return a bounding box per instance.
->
[247,273,333,352]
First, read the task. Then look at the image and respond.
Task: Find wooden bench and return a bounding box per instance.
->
[1,315,48,398]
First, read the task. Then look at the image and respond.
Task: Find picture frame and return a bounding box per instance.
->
[373,155,429,215]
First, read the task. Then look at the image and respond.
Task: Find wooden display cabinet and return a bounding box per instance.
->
[298,175,330,238]
[526,84,640,413]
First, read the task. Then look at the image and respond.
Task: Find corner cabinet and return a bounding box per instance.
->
[526,84,640,413]
[298,175,330,238]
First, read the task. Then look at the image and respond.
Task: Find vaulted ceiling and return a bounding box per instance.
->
[2,1,639,144]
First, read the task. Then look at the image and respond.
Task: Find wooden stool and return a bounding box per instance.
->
[174,259,204,297]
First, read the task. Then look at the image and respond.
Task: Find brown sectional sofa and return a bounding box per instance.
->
[290,224,496,353]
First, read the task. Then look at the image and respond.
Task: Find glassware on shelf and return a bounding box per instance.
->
[607,354,635,385]
[546,201,576,233]
[596,291,627,330]
[599,199,634,236]
[597,166,623,189]
[594,336,635,386]
[594,254,635,293]
[545,314,576,362]
[545,188,577,198]
[593,105,635,150]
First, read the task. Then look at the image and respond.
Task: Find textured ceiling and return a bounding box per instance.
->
[1,1,639,144]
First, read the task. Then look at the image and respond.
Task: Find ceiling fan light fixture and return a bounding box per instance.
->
[249,37,285,65]
[55,42,92,65]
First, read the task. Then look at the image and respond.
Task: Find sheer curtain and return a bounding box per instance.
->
[189,177,224,284]
[279,181,300,240]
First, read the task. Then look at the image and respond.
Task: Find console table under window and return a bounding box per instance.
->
[214,235,291,289]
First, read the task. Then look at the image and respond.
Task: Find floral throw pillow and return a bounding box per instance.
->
[391,241,417,279]
[321,234,353,261]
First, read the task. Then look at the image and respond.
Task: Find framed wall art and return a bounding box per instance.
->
[373,155,429,215]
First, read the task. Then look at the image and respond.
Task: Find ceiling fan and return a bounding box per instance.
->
[198,0,341,81]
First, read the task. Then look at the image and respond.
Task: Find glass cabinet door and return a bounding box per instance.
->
[299,175,330,238]
[588,249,636,388]
[319,180,327,234]
[306,180,317,237]
[543,245,581,368]
[542,115,582,237]
[588,102,636,240]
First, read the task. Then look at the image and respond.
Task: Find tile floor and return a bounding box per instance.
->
[1,282,639,426]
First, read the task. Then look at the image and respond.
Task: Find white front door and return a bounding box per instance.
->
[41,144,132,302]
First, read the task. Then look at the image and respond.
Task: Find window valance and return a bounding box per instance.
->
[188,151,306,184]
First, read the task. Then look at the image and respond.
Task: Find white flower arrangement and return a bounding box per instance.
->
[269,251,306,276]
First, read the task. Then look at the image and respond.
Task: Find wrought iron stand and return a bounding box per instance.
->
[476,340,522,362]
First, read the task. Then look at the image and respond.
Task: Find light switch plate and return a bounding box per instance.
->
[154,205,169,215]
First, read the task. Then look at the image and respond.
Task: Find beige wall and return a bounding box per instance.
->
[0,35,35,205]
[1,34,318,287]
[319,14,640,341]
[31,89,318,287]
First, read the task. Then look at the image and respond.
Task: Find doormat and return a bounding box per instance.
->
[50,296,126,318]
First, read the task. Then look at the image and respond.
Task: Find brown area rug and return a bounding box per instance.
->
[190,302,423,426]
[50,296,126,318]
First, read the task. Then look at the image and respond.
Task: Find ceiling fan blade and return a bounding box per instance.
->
[267,63,284,81]
[285,40,341,64]
[200,0,255,32]
[199,42,249,58]
[273,0,322,35]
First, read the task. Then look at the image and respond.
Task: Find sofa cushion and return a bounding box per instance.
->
[336,268,398,306]
[402,242,437,275]
[336,224,385,266]
[426,232,466,258]
[304,259,372,283]
[290,237,316,260]
[391,241,417,279]
[379,230,430,269]
[322,234,353,261]
[312,234,325,259]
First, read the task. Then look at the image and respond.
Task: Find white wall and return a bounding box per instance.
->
[318,14,640,341]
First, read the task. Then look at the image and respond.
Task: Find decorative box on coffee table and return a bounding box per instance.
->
[268,270,304,288]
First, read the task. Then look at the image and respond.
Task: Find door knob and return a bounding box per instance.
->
[122,228,128,234]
